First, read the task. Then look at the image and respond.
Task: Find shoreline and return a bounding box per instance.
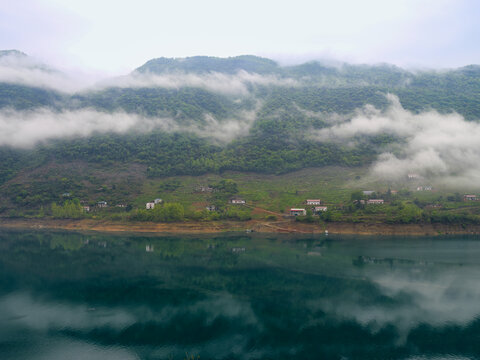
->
[1,218,480,236]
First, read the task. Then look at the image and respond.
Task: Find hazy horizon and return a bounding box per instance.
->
[1,48,479,79]
[1,0,479,74]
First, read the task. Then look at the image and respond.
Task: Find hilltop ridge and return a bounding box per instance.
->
[135,55,280,74]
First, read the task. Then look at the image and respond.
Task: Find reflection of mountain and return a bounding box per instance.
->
[1,231,480,359]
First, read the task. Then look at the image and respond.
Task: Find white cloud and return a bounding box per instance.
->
[0,52,298,96]
[0,106,257,148]
[95,70,298,96]
[0,53,98,93]
[315,94,480,188]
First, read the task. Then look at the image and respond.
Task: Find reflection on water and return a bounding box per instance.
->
[1,230,480,359]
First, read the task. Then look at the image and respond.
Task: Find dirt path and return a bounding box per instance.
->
[245,205,283,217]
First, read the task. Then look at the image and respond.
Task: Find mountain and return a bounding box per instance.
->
[0,49,56,72]
[1,52,479,118]
[0,49,28,58]
[135,55,280,74]
[0,52,480,206]
[0,50,67,109]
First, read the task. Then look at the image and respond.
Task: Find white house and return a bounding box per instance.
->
[314,206,328,213]
[367,199,384,205]
[82,206,90,212]
[290,208,307,216]
[306,199,321,205]
[97,201,108,208]
[154,198,162,204]
[195,186,214,193]
[146,202,155,209]
[205,205,216,211]
[230,199,246,204]
[464,195,477,201]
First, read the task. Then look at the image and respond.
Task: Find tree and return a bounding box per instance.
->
[350,191,364,202]
[213,179,238,195]
[398,204,422,223]
[51,199,83,219]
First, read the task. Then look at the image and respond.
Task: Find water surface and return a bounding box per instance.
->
[1,230,480,359]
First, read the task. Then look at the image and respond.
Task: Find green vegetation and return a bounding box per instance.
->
[1,55,480,227]
[51,199,83,219]
[2,164,480,228]
[136,55,279,74]
[131,202,185,222]
[1,56,479,184]
[0,83,64,110]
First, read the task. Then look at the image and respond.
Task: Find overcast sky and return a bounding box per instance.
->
[1,0,479,74]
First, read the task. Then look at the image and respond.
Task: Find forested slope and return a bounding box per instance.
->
[1,53,479,187]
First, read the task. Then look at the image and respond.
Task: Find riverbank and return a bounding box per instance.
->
[2,218,480,236]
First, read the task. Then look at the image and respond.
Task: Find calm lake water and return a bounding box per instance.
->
[1,230,480,360]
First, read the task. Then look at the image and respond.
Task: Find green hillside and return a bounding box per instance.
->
[1,53,480,221]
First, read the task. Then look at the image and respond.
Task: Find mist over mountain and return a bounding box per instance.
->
[1,50,480,192]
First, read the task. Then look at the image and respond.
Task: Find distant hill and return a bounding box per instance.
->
[135,55,280,74]
[0,49,28,58]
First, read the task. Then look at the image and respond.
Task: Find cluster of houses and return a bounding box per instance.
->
[166,192,478,216]
[81,200,129,212]
[81,201,107,212]
[73,182,480,220]
[360,189,479,205]
[144,195,249,213]
[406,174,433,191]
[290,199,328,216]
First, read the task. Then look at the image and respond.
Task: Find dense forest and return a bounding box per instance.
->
[1,52,480,185]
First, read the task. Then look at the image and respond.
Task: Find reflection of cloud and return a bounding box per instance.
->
[31,339,140,360]
[0,293,135,331]
[0,292,260,330]
[314,266,480,341]
[157,294,259,327]
[0,107,257,148]
[0,292,261,359]
[314,94,480,188]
